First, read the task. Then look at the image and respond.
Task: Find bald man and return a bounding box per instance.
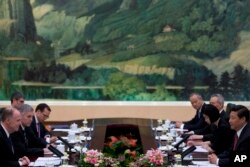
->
[0,107,30,167]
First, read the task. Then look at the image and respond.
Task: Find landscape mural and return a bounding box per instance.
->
[0,0,250,101]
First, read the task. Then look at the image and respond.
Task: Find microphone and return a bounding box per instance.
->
[173,134,191,149]
[57,136,74,150]
[181,145,196,160]
[48,145,64,157]
[57,136,80,153]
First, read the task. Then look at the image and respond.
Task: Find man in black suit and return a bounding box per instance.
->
[176,93,207,131]
[0,107,30,167]
[208,105,250,166]
[11,104,52,157]
[187,104,234,154]
[30,103,57,143]
[210,94,227,120]
[188,94,227,140]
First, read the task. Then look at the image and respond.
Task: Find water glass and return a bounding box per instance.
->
[68,131,76,142]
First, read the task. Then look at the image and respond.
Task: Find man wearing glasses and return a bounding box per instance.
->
[30,103,57,144]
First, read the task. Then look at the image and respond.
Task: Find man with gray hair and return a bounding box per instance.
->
[0,107,30,166]
[209,94,227,120]
[176,93,207,131]
[188,94,229,142]
[11,104,52,157]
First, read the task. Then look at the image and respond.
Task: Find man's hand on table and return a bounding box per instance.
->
[19,156,30,166]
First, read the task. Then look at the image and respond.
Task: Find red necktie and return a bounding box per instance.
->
[233,134,238,151]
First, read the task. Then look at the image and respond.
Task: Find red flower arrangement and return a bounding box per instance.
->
[103,135,141,159]
[78,134,167,166]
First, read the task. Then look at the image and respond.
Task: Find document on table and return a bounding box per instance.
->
[31,157,61,166]
[190,161,219,166]
[182,146,208,153]
[194,146,208,153]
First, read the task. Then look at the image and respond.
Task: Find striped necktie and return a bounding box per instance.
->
[23,129,28,146]
[36,123,41,137]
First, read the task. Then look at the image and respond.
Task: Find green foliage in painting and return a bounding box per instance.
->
[1,0,250,101]
[103,72,146,100]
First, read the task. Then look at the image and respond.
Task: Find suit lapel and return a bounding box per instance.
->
[236,123,250,149]
[0,125,15,154]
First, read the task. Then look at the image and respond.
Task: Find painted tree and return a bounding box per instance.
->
[231,64,249,100]
[218,71,232,100]
[103,72,146,100]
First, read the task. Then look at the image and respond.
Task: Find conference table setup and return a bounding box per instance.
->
[27,118,219,167]
[29,120,94,167]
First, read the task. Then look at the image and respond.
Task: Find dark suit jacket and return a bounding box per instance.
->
[0,125,20,167]
[220,110,227,121]
[218,122,250,166]
[210,118,234,155]
[183,103,207,131]
[11,126,47,157]
[195,110,227,141]
[30,116,49,140]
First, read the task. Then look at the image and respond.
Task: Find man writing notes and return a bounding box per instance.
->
[30,103,57,143]
[11,104,52,157]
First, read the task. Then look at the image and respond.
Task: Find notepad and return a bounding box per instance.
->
[192,161,219,166]
[194,146,209,153]
[32,157,61,166]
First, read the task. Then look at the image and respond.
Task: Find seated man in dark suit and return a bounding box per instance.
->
[208,105,250,166]
[176,93,207,131]
[0,107,30,167]
[11,104,52,157]
[209,94,227,120]
[30,103,57,143]
[188,94,227,140]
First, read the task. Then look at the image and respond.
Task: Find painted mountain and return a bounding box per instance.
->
[0,0,250,100]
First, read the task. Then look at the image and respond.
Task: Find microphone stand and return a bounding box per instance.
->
[173,134,191,151]
[48,144,64,157]
[57,136,78,153]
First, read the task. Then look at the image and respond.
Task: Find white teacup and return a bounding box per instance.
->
[74,145,81,152]
[70,123,78,131]
[170,129,177,137]
[164,119,171,126]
